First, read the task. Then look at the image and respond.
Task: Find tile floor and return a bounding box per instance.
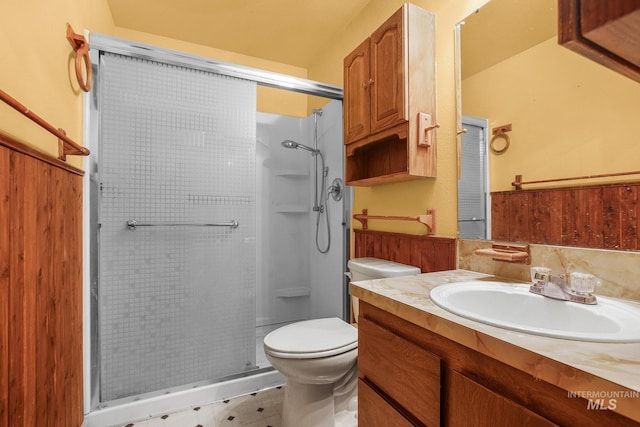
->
[118,387,285,427]
[116,386,358,427]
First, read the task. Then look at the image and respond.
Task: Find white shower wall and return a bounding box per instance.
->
[256,100,346,331]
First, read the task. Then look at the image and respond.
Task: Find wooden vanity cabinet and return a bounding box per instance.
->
[343,4,436,186]
[358,317,441,426]
[358,301,638,427]
[447,371,557,427]
[559,0,640,83]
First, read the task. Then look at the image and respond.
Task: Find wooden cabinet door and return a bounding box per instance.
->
[370,7,405,134]
[343,38,371,144]
[359,317,441,427]
[358,379,415,427]
[447,371,558,427]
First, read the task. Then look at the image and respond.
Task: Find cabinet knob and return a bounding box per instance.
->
[362,78,375,89]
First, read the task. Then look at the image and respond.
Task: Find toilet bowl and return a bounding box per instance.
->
[265,258,420,426]
[264,317,358,427]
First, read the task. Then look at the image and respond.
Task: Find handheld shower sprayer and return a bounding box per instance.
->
[281,140,319,154]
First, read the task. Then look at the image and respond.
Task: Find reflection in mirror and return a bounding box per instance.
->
[456,0,640,248]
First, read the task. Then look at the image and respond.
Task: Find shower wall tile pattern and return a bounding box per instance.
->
[99,53,257,401]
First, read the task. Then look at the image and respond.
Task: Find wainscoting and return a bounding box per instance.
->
[353,229,457,272]
[0,132,84,426]
[491,182,640,250]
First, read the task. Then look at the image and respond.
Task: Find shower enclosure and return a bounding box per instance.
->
[84,34,349,424]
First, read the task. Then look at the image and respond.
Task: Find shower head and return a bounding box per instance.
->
[281,140,319,154]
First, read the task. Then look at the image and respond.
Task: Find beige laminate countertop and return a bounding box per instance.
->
[350,269,640,423]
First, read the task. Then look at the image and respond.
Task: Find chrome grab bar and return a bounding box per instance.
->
[126,219,239,231]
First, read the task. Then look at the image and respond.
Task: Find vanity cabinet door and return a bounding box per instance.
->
[447,371,558,427]
[358,316,441,427]
[358,379,415,427]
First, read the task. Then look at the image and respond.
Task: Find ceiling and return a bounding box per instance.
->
[107,0,372,69]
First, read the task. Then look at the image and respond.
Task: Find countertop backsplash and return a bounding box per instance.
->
[458,239,640,302]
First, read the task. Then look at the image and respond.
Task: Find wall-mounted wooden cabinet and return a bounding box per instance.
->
[559,0,640,83]
[343,4,437,186]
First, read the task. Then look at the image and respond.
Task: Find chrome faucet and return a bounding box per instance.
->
[529,267,598,305]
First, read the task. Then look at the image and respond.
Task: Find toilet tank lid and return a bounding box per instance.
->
[347,257,421,278]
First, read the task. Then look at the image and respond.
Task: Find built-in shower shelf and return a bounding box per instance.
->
[275,169,309,178]
[275,204,309,213]
[275,287,311,298]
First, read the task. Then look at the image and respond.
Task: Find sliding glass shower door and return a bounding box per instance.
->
[97,52,257,401]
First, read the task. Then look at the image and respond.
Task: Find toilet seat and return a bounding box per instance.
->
[264,318,357,359]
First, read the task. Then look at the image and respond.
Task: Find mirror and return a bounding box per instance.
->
[456,0,640,248]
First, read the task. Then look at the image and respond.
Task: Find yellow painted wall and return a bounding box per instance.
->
[0,0,312,172]
[463,37,640,192]
[2,0,488,238]
[0,0,115,167]
[307,0,489,239]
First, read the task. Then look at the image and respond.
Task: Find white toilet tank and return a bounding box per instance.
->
[347,257,421,325]
[347,257,421,281]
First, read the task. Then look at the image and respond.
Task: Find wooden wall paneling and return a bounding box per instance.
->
[397,235,411,265]
[31,158,49,425]
[66,169,84,427]
[419,239,436,272]
[530,191,562,245]
[587,188,605,249]
[0,135,84,426]
[7,151,36,426]
[561,189,577,247]
[490,193,510,241]
[620,184,639,250]
[509,191,530,243]
[0,148,10,426]
[409,238,422,272]
[434,238,457,271]
[493,181,640,251]
[603,186,622,249]
[353,230,457,272]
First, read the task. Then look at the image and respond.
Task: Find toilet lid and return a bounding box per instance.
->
[264,318,357,359]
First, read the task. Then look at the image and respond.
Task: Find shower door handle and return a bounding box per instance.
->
[126,219,239,230]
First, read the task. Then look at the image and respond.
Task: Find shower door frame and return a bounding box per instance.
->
[84,33,347,414]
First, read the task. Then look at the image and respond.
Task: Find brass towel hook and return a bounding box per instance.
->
[66,23,92,92]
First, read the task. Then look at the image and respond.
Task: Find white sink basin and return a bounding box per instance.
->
[430,281,640,342]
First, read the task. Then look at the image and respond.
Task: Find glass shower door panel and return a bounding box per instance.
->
[98,53,256,401]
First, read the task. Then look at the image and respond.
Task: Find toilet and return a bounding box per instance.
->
[346,257,422,326]
[264,257,421,427]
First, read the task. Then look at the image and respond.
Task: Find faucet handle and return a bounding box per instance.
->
[530,266,551,287]
[569,272,600,296]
